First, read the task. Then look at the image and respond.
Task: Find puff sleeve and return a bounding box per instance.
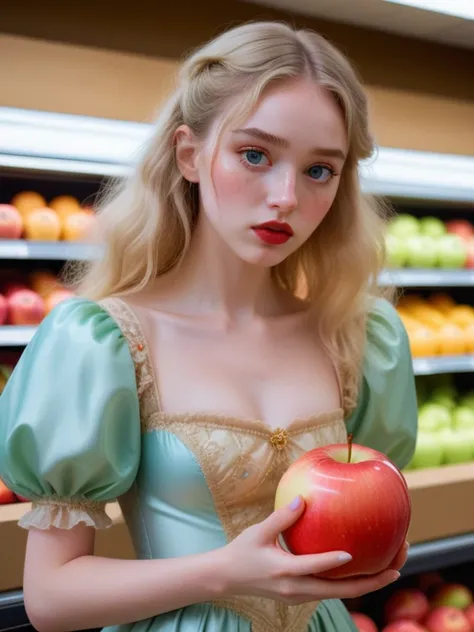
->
[346,298,418,470]
[0,297,141,530]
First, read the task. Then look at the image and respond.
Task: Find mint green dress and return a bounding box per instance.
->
[0,296,417,632]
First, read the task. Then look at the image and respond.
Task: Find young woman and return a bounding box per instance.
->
[0,21,417,632]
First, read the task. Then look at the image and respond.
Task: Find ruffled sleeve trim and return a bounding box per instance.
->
[18,498,113,530]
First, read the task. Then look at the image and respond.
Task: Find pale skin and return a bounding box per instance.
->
[24,78,408,632]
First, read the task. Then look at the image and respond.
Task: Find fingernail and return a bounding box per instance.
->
[289,496,302,511]
[389,571,400,582]
[338,553,352,562]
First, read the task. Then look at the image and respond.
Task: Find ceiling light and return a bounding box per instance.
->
[385,0,474,20]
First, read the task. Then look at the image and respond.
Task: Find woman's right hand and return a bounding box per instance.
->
[219,496,400,606]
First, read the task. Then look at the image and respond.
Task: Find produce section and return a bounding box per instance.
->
[346,568,474,631]
[1,106,474,629]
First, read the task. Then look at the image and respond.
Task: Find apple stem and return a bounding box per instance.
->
[348,433,353,463]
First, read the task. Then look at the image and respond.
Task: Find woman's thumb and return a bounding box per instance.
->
[260,496,305,541]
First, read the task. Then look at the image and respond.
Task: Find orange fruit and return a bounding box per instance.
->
[49,195,81,221]
[463,323,474,353]
[438,323,467,355]
[409,326,439,357]
[62,211,94,241]
[11,191,46,217]
[429,293,456,315]
[450,305,474,329]
[23,208,61,241]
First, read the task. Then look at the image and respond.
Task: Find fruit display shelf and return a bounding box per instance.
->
[412,355,474,376]
[0,326,36,346]
[0,239,100,261]
[3,243,474,289]
[379,269,474,288]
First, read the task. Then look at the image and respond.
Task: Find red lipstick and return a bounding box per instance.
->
[252,221,293,245]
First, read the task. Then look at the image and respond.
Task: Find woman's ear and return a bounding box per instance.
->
[174,125,200,183]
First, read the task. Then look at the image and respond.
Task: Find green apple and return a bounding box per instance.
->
[459,391,474,410]
[452,406,474,429]
[385,234,410,267]
[439,429,473,464]
[420,216,446,238]
[388,214,420,239]
[437,234,468,269]
[406,235,439,268]
[418,403,452,432]
[410,432,444,469]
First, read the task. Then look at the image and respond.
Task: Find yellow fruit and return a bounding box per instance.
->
[49,195,81,221]
[429,293,457,315]
[408,305,447,330]
[449,305,474,329]
[463,323,474,353]
[11,191,46,216]
[409,327,439,357]
[438,323,467,355]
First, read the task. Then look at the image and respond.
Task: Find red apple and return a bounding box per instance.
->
[424,606,471,632]
[351,612,378,632]
[431,584,473,610]
[464,238,474,269]
[385,589,430,623]
[274,436,411,579]
[417,572,445,597]
[0,478,16,504]
[0,294,7,325]
[445,220,474,242]
[382,622,428,632]
[7,289,45,325]
[464,604,474,628]
[0,204,23,239]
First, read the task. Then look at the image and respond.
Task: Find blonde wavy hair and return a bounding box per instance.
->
[71,21,392,407]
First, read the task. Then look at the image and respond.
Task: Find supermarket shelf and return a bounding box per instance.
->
[2,108,474,202]
[0,240,100,261]
[402,533,474,576]
[379,268,474,287]
[413,355,474,375]
[0,326,36,346]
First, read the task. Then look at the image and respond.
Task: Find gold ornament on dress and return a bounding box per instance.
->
[270,427,289,451]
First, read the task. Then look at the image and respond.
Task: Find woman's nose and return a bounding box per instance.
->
[266,168,298,213]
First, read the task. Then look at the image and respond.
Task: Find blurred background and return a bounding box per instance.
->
[1,2,474,631]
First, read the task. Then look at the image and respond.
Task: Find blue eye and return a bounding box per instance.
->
[243,149,267,166]
[307,165,334,182]
[245,150,263,164]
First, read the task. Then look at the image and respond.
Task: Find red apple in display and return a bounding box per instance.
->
[0,204,23,239]
[274,435,411,579]
[382,622,428,632]
[7,289,45,325]
[417,572,445,596]
[350,612,378,632]
[464,604,474,628]
[431,584,473,610]
[424,606,471,632]
[464,238,474,269]
[445,220,474,242]
[0,294,7,325]
[385,589,430,623]
[0,478,16,504]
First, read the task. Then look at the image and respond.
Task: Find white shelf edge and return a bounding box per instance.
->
[0,326,37,346]
[379,268,474,287]
[2,242,474,288]
[0,240,101,261]
[2,108,474,202]
[413,355,474,376]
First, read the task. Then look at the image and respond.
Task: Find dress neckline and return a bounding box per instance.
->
[99,296,349,435]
